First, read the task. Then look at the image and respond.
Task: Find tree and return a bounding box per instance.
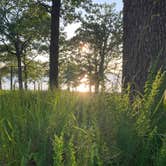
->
[27,60,48,90]
[36,0,91,89]
[0,63,8,89]
[0,0,49,89]
[61,62,81,91]
[49,0,61,89]
[123,0,166,93]
[75,3,122,92]
[0,43,17,90]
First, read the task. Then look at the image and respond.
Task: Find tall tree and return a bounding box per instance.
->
[0,44,17,90]
[75,3,122,92]
[49,0,61,89]
[0,63,8,90]
[123,0,166,93]
[37,0,91,89]
[0,0,49,89]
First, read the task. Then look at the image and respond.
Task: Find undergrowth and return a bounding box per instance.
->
[0,72,166,166]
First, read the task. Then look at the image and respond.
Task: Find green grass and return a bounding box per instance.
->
[0,72,166,166]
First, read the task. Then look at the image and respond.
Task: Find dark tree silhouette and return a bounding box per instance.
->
[123,0,166,93]
[49,0,61,89]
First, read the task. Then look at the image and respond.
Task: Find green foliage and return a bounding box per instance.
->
[0,71,166,165]
[53,135,64,166]
[72,2,122,91]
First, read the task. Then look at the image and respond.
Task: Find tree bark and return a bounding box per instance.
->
[33,81,36,91]
[16,45,23,90]
[49,0,61,89]
[0,77,2,90]
[94,61,99,93]
[99,51,105,92]
[123,0,166,93]
[23,55,28,90]
[24,64,28,90]
[89,74,92,93]
[10,66,13,90]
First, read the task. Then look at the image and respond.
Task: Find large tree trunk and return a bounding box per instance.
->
[49,0,61,89]
[123,0,166,93]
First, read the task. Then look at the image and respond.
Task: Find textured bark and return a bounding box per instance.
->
[123,0,166,93]
[49,0,61,89]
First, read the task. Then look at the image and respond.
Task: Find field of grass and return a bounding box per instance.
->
[0,72,166,166]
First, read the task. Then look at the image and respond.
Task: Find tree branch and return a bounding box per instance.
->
[36,0,51,13]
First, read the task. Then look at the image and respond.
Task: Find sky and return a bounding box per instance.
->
[93,0,123,11]
[65,0,123,39]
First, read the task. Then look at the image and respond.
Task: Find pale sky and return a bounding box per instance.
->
[93,0,123,11]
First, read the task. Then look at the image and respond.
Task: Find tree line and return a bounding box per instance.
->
[0,0,165,94]
[0,0,122,92]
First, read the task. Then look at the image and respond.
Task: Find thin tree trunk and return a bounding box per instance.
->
[22,54,28,90]
[16,54,23,90]
[40,83,42,91]
[123,0,166,93]
[16,42,23,90]
[99,42,106,92]
[89,78,92,93]
[24,63,28,90]
[0,77,2,90]
[38,82,40,91]
[95,78,99,93]
[99,53,105,91]
[94,63,99,93]
[67,83,70,91]
[33,81,36,91]
[10,66,13,90]
[49,0,61,89]
[14,81,16,90]
[88,61,92,93]
[93,55,100,93]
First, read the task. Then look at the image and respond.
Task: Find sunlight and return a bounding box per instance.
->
[80,42,89,53]
[77,83,89,92]
[76,76,89,92]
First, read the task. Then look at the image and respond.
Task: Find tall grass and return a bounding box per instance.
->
[0,72,166,165]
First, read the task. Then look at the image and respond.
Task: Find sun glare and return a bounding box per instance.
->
[77,83,89,92]
[80,42,89,53]
[76,76,89,92]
